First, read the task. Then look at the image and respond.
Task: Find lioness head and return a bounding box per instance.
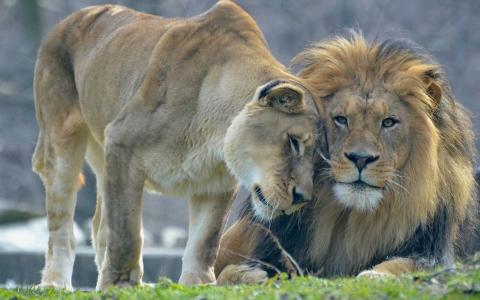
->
[224,80,319,220]
[295,34,458,213]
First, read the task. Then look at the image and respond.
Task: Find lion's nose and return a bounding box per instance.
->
[292,186,311,204]
[344,152,379,171]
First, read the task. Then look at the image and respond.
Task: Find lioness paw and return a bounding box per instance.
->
[179,269,216,286]
[35,281,73,291]
[37,271,73,291]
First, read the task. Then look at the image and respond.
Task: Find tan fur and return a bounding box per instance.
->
[214,218,256,274]
[216,33,476,280]
[358,258,415,277]
[32,2,319,290]
[217,264,268,285]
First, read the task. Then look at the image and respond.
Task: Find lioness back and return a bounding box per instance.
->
[37,2,276,144]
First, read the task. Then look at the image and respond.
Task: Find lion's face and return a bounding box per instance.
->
[294,36,448,213]
[224,80,319,220]
[324,88,414,211]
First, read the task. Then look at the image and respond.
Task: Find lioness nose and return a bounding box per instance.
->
[292,186,310,204]
[345,152,379,171]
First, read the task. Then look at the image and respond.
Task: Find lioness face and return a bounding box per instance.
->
[225,81,319,220]
[324,88,412,212]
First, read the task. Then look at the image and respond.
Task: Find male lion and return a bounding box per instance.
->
[32,1,320,290]
[215,33,478,283]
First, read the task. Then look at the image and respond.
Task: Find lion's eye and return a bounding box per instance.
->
[382,117,399,128]
[289,135,302,156]
[334,116,348,127]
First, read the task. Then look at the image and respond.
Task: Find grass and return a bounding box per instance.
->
[1,256,480,300]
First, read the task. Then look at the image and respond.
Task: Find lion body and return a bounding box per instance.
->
[33,2,319,290]
[216,34,477,282]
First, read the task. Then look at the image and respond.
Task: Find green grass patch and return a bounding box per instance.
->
[2,257,480,300]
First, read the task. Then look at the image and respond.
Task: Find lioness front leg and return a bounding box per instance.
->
[179,192,234,285]
[97,137,145,290]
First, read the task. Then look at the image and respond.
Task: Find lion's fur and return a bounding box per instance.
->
[216,33,477,279]
[33,2,319,290]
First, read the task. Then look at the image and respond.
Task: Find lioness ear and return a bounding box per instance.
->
[255,80,305,114]
[424,76,442,107]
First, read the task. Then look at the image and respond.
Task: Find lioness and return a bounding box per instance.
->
[215,33,478,283]
[32,1,319,290]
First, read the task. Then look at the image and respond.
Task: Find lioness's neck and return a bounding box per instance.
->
[203,62,293,141]
[195,1,299,129]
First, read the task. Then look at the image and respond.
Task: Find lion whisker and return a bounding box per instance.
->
[387,179,410,196]
[316,167,333,181]
[391,172,409,180]
[316,149,332,166]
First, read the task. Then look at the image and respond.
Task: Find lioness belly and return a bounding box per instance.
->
[143,145,236,197]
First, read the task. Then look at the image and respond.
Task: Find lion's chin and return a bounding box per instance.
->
[333,182,383,212]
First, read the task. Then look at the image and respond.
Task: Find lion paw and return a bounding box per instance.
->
[217,264,268,285]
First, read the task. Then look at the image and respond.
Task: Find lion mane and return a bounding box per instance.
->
[216,33,478,280]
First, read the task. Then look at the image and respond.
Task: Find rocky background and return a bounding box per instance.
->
[0,0,479,252]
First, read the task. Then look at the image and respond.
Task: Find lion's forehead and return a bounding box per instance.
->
[327,88,409,119]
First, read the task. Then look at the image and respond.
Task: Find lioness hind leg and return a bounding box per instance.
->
[179,192,234,285]
[33,125,87,290]
[217,264,268,285]
[33,45,89,289]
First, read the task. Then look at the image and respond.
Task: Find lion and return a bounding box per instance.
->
[32,1,320,290]
[215,33,478,284]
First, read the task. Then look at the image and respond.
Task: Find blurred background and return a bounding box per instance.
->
[0,0,479,288]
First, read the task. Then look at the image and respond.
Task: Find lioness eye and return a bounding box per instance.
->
[334,116,348,127]
[289,135,301,156]
[382,117,399,128]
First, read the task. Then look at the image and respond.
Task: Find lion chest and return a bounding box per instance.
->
[143,143,236,197]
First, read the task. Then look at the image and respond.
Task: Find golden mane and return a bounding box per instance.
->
[215,33,478,280]
[292,33,477,269]
[293,33,441,111]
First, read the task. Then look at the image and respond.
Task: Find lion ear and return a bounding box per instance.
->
[424,77,442,107]
[255,80,305,114]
